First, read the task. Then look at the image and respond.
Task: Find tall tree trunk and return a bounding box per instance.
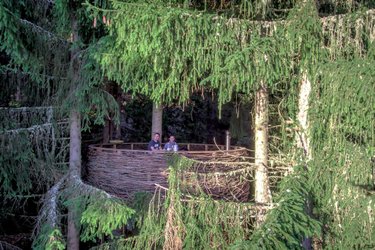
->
[115,91,122,139]
[298,73,313,250]
[67,110,81,250]
[103,119,110,143]
[254,84,271,225]
[67,15,81,250]
[115,122,121,140]
[297,73,312,160]
[151,102,163,140]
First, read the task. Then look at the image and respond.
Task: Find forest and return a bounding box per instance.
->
[0,0,374,249]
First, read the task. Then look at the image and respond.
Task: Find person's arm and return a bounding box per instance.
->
[148,141,154,151]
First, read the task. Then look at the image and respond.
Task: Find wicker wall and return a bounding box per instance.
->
[86,143,250,201]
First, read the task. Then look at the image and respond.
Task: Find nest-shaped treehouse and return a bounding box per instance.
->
[86,142,252,202]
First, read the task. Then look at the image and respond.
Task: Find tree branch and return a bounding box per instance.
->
[19,19,68,44]
[34,174,66,237]
[69,172,112,199]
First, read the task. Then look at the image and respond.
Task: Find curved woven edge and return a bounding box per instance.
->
[86,143,252,201]
[89,142,248,154]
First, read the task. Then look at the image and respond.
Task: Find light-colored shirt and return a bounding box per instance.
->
[164,142,178,151]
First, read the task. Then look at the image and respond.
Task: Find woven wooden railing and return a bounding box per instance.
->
[86,143,250,200]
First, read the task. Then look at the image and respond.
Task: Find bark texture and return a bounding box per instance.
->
[298,73,313,250]
[254,85,272,209]
[67,110,81,250]
[297,73,312,160]
[254,4,273,212]
[67,15,81,250]
[151,102,163,140]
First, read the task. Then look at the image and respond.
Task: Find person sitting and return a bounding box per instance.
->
[148,133,161,151]
[164,135,178,151]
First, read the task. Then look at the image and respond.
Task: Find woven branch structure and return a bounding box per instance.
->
[86,143,253,201]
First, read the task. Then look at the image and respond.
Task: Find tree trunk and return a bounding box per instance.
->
[67,15,81,250]
[67,110,81,250]
[151,102,163,140]
[254,84,271,225]
[103,119,110,143]
[297,73,312,160]
[298,73,313,250]
[115,92,122,139]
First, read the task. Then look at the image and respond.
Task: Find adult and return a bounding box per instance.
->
[164,135,178,151]
[148,133,161,151]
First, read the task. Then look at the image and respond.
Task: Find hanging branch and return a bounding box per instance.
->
[33,171,135,248]
[34,175,67,237]
[2,122,67,134]
[89,0,375,111]
[68,171,111,199]
[19,19,68,43]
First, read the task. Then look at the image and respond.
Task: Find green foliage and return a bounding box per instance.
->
[85,1,375,248]
[309,143,375,249]
[307,55,375,248]
[54,0,71,36]
[1,0,120,127]
[0,130,35,196]
[46,229,66,250]
[98,154,254,249]
[0,0,69,82]
[33,226,66,250]
[59,50,120,130]
[34,182,136,249]
[312,58,375,147]
[81,198,135,242]
[88,0,296,111]
[0,0,27,66]
[88,0,374,114]
[234,165,321,249]
[0,108,68,198]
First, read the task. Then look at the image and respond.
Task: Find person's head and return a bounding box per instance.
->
[153,133,160,141]
[169,135,175,143]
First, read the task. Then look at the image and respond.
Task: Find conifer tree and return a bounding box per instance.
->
[1,0,134,249]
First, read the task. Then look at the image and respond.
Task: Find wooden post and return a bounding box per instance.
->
[225,130,231,151]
